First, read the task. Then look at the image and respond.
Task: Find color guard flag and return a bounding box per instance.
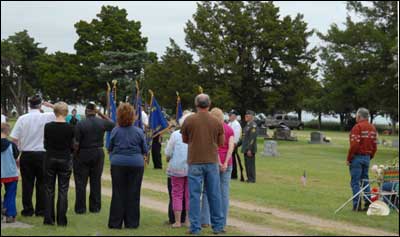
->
[149,91,169,137]
[105,90,117,149]
[176,92,183,125]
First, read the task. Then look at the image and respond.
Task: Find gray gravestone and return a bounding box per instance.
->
[263,140,278,157]
[274,128,290,140]
[392,139,399,148]
[309,131,324,144]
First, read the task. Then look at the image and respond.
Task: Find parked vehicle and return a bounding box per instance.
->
[265,114,304,130]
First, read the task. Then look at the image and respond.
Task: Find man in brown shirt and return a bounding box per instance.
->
[180,94,225,235]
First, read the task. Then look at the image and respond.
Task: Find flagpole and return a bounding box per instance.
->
[135,80,140,110]
[112,80,117,105]
[106,82,111,117]
[145,89,155,167]
[176,91,180,123]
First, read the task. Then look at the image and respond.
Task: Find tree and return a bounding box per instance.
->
[318,1,398,131]
[185,1,316,117]
[96,50,157,106]
[74,5,151,105]
[1,30,46,115]
[143,39,201,112]
[34,52,85,103]
[303,81,330,130]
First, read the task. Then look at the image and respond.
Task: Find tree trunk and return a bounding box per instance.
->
[297,109,302,121]
[391,117,397,135]
[339,113,344,131]
[25,96,29,113]
[370,112,375,124]
[318,112,322,130]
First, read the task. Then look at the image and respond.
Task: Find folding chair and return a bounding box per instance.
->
[335,167,399,214]
[379,168,399,212]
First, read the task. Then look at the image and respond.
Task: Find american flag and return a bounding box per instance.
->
[301,170,307,186]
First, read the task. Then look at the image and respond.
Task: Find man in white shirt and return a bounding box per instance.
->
[10,95,55,217]
[228,110,243,181]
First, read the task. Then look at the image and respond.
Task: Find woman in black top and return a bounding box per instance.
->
[43,102,74,226]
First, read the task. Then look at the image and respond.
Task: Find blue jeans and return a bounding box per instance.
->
[2,181,18,217]
[188,164,224,234]
[201,166,232,227]
[349,155,371,208]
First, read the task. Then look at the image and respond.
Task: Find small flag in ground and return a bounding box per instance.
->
[301,170,307,186]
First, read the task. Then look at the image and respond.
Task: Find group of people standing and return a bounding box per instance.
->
[1,92,259,235]
[1,95,116,226]
[164,94,258,234]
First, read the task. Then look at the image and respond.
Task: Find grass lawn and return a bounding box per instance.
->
[3,118,399,235]
[1,182,245,236]
[118,129,399,234]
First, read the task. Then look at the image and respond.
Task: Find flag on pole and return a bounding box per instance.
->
[134,81,143,129]
[148,90,169,137]
[301,170,307,186]
[106,85,117,149]
[176,92,183,125]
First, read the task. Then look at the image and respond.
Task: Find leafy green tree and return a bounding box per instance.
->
[35,52,85,103]
[303,81,330,130]
[96,50,157,106]
[185,1,316,116]
[143,39,201,112]
[319,1,397,130]
[1,30,46,115]
[74,5,151,105]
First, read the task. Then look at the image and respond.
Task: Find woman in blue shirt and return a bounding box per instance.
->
[108,103,148,229]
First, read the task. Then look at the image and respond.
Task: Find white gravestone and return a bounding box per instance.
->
[263,141,278,157]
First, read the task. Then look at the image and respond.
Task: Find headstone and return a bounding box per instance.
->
[309,131,325,144]
[274,128,291,140]
[263,140,278,157]
[273,128,297,141]
[392,139,399,148]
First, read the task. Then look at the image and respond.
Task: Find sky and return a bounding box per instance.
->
[4,1,392,124]
[1,1,354,57]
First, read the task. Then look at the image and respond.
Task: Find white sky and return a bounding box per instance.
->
[2,1,393,124]
[1,1,353,57]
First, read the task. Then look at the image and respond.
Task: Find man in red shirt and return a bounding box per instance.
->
[347,108,377,211]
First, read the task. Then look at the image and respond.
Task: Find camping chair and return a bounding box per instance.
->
[379,168,399,212]
[335,168,399,214]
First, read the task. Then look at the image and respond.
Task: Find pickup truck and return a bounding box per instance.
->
[265,114,304,130]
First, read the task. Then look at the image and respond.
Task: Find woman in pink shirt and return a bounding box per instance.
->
[201,108,234,228]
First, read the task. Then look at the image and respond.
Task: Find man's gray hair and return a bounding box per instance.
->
[195,93,211,109]
[356,108,370,119]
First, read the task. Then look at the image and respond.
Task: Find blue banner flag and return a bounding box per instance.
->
[176,92,183,125]
[134,94,143,129]
[106,90,117,149]
[149,92,169,137]
[133,81,144,129]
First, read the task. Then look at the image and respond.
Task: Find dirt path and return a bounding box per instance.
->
[69,181,298,236]
[1,221,32,229]
[102,174,397,236]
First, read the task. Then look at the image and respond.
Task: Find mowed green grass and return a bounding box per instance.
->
[3,118,399,234]
[2,119,245,236]
[122,129,399,233]
[1,180,245,236]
